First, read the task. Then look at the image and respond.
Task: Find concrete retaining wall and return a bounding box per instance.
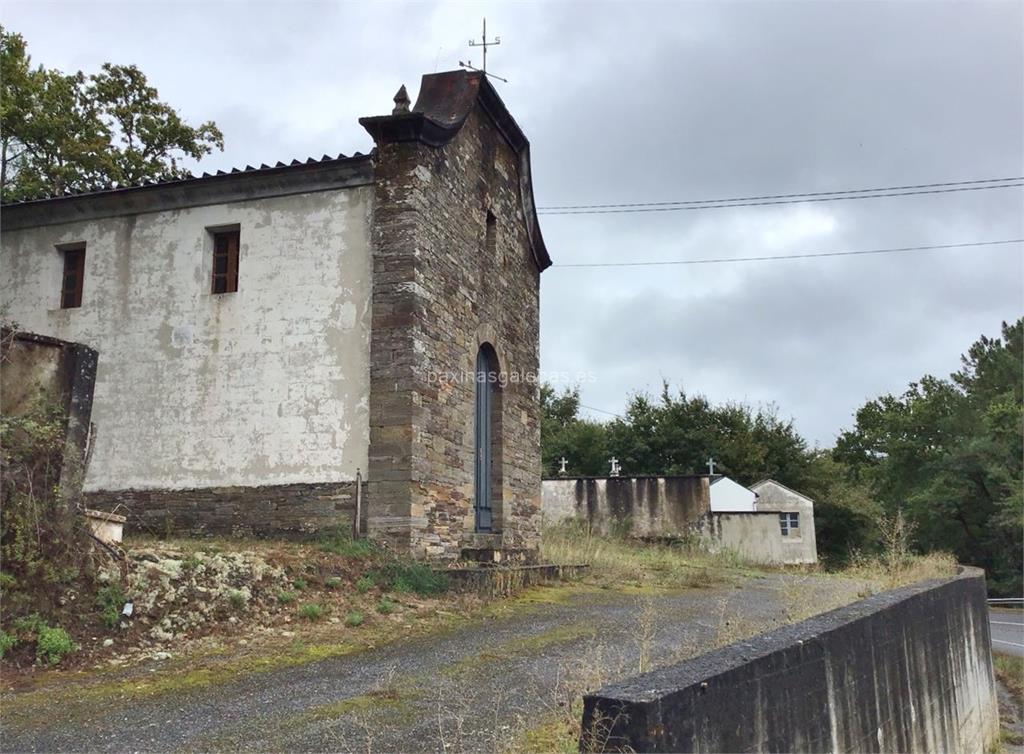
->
[581,567,998,753]
[541,476,709,538]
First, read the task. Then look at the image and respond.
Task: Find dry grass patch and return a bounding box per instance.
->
[540,519,760,590]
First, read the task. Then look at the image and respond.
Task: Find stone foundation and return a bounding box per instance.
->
[85,482,361,538]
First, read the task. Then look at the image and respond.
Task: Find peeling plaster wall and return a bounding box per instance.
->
[0,188,372,493]
[541,477,711,538]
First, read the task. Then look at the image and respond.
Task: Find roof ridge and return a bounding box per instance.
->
[1,150,374,207]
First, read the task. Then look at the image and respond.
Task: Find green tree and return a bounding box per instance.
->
[835,319,1023,595]
[0,27,223,202]
[540,384,609,476]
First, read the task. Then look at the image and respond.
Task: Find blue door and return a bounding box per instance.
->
[474,347,493,532]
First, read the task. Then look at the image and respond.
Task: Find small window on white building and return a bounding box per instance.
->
[779,512,800,536]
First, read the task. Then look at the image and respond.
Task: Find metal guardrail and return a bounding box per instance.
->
[988,598,1024,605]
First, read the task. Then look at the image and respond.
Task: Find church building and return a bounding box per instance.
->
[0,70,552,561]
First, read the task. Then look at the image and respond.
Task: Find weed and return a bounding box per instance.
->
[345,611,365,627]
[0,630,16,658]
[377,562,447,597]
[292,577,308,591]
[35,625,75,666]
[355,575,374,593]
[227,590,247,610]
[324,576,342,589]
[994,653,1024,706]
[181,554,202,572]
[95,584,127,629]
[377,597,396,615]
[317,528,374,559]
[0,573,16,592]
[297,603,326,621]
[276,590,297,605]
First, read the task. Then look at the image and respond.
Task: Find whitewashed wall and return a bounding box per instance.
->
[751,479,818,563]
[709,476,757,512]
[0,188,373,492]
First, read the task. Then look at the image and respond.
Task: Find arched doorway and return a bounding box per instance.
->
[474,344,502,532]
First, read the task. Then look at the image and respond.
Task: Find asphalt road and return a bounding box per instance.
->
[990,607,1024,657]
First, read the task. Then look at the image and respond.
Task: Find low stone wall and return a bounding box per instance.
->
[541,476,709,538]
[85,482,360,538]
[442,563,589,597]
[581,567,998,753]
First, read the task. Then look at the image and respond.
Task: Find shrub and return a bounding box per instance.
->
[292,577,308,591]
[276,590,297,605]
[95,584,127,629]
[0,630,16,658]
[1,398,99,622]
[344,611,364,627]
[324,576,342,589]
[317,528,374,559]
[227,589,247,609]
[181,555,202,572]
[376,597,396,615]
[355,575,374,594]
[35,625,75,665]
[379,563,447,597]
[297,603,325,621]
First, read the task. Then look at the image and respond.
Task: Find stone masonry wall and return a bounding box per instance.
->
[85,482,360,538]
[367,105,542,560]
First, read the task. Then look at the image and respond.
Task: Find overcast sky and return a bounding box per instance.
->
[6,0,1022,447]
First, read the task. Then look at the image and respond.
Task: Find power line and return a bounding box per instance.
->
[539,176,1023,211]
[579,403,622,419]
[551,239,1024,269]
[538,182,1023,215]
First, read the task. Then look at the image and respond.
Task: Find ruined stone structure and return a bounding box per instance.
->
[0,71,551,560]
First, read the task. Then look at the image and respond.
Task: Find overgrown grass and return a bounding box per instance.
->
[839,550,958,590]
[317,528,375,559]
[995,653,1024,707]
[297,603,326,621]
[369,562,448,597]
[539,518,751,589]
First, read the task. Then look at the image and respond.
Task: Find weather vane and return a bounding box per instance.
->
[460,18,508,83]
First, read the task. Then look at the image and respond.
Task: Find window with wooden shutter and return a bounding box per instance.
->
[60,245,86,309]
[211,229,240,294]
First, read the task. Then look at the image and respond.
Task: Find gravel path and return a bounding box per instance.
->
[2,573,862,753]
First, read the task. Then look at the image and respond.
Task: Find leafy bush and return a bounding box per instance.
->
[35,625,75,665]
[317,528,374,559]
[355,575,374,594]
[324,576,342,589]
[276,590,297,605]
[0,630,16,658]
[227,589,247,609]
[376,597,396,615]
[344,611,364,627]
[0,392,98,624]
[95,584,127,629]
[297,603,325,621]
[376,563,447,597]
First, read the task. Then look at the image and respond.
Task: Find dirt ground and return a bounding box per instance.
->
[1,571,865,753]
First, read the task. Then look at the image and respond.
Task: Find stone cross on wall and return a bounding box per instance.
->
[558,457,568,475]
[610,457,621,477]
[707,457,717,475]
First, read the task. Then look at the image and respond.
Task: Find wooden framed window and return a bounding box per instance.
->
[60,245,86,309]
[211,229,240,294]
